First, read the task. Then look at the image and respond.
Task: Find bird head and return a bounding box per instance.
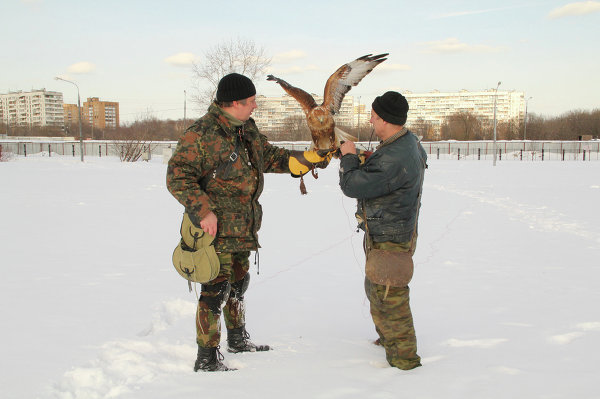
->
[309,107,333,127]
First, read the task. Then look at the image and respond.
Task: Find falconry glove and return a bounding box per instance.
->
[288,150,332,178]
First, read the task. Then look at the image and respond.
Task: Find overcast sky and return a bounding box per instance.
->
[3,0,599,123]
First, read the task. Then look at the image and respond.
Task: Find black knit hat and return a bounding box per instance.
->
[216,73,256,102]
[372,91,409,126]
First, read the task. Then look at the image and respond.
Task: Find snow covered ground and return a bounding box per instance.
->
[1,154,599,399]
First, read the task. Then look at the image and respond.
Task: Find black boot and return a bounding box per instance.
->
[227,326,270,353]
[194,345,235,372]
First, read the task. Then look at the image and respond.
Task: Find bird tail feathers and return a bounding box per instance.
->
[334,127,358,146]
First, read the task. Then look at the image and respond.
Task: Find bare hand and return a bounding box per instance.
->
[340,141,356,156]
[200,211,218,237]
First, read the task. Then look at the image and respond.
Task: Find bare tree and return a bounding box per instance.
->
[111,110,159,162]
[496,118,520,140]
[0,144,7,162]
[410,118,436,141]
[282,115,312,141]
[441,111,485,141]
[192,38,271,110]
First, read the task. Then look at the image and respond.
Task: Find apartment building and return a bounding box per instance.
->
[83,97,119,129]
[0,89,64,127]
[63,97,120,129]
[63,103,80,126]
[404,89,525,129]
[252,90,525,137]
[253,94,356,131]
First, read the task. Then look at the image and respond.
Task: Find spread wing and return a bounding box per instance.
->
[322,53,388,114]
[266,74,317,114]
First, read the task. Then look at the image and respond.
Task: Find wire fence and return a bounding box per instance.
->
[1,139,599,162]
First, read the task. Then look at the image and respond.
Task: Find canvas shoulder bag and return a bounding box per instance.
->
[172,213,220,287]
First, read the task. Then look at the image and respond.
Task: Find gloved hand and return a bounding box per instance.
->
[289,150,332,177]
[357,149,373,165]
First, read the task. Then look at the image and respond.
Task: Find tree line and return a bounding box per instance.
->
[409,109,599,141]
[2,108,598,142]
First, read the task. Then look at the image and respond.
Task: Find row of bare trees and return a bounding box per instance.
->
[3,107,599,143]
[406,109,600,141]
[2,108,598,143]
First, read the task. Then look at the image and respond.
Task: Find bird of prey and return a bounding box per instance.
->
[267,53,388,151]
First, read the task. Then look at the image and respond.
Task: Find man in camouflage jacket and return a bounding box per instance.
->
[339,91,427,370]
[167,73,329,372]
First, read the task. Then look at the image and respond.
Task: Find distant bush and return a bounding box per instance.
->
[0,144,13,162]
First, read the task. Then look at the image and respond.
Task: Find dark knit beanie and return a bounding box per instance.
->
[216,73,256,102]
[372,91,409,126]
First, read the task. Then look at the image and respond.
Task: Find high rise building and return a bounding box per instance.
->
[63,97,120,130]
[63,103,80,126]
[83,97,119,129]
[404,89,525,130]
[253,94,355,132]
[0,89,64,127]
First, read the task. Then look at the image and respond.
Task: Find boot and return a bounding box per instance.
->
[194,345,235,372]
[227,326,270,353]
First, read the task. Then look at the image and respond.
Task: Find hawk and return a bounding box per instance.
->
[267,53,388,151]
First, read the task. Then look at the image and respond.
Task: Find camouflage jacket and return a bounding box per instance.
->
[167,103,291,252]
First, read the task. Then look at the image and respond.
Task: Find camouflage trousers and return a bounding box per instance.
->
[365,277,422,370]
[196,251,250,347]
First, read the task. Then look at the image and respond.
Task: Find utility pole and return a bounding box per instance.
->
[492,81,501,167]
[357,96,361,142]
[524,96,532,140]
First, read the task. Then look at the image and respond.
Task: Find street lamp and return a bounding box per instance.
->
[492,81,501,166]
[357,96,361,142]
[54,77,84,162]
[524,96,532,140]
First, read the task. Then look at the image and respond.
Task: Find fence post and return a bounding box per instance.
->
[24,144,27,157]
[562,150,565,161]
[437,148,440,160]
[542,149,544,161]
[99,145,102,157]
[478,148,481,160]
[457,148,460,160]
[72,144,75,157]
[520,149,523,161]
[48,144,51,157]
[499,149,502,161]
[583,150,586,161]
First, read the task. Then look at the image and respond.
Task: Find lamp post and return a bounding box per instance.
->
[55,77,84,161]
[524,96,532,140]
[492,81,501,166]
[357,96,361,142]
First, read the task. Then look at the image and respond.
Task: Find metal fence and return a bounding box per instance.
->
[1,139,599,161]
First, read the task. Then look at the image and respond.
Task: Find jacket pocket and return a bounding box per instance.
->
[217,212,248,238]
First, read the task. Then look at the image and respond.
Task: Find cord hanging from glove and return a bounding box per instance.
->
[289,149,332,195]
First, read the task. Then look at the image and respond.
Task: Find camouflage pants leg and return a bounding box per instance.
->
[364,277,422,370]
[223,251,250,330]
[196,252,250,347]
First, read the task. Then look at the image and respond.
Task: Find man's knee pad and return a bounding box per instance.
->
[230,273,250,300]
[200,280,231,314]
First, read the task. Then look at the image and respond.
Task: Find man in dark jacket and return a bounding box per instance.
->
[339,91,427,370]
[167,73,329,371]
